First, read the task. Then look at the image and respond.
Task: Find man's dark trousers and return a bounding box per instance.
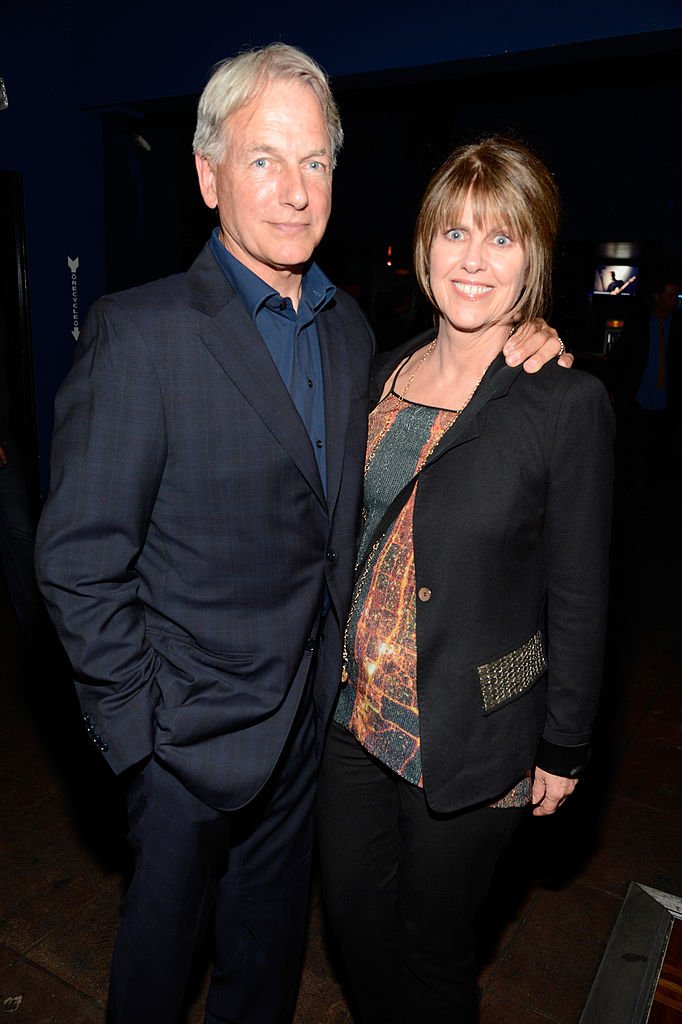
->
[108,679,318,1024]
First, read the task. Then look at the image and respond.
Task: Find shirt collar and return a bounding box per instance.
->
[209,228,335,321]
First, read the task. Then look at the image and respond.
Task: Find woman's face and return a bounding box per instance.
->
[429,193,527,336]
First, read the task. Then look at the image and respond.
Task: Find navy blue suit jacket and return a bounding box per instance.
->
[35,243,374,811]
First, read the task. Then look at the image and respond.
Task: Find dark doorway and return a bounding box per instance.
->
[0,169,39,516]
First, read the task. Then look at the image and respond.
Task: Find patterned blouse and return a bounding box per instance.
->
[334,385,531,809]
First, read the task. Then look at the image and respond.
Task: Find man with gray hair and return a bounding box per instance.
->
[35,43,565,1024]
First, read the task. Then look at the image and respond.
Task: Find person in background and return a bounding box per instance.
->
[607,269,624,292]
[318,136,614,1024]
[611,273,680,510]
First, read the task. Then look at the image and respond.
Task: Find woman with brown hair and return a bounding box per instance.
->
[318,136,614,1022]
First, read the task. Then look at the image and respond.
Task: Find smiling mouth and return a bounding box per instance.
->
[452,282,493,298]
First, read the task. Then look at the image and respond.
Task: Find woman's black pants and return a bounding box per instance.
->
[317,724,525,1024]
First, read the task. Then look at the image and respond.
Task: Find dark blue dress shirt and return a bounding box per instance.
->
[210,228,335,496]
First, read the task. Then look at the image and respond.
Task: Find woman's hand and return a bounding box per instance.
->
[504,319,574,373]
[531,767,578,816]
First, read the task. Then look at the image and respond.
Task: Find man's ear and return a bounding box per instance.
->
[195,153,218,210]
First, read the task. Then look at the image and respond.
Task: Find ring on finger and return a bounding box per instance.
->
[556,337,565,358]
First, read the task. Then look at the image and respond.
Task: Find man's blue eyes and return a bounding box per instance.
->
[252,159,325,170]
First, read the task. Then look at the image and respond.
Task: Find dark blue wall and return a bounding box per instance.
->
[69,0,682,101]
[1,1,681,492]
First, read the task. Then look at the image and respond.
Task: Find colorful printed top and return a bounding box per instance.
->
[334,387,531,809]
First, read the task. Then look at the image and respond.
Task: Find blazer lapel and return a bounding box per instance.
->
[370,337,522,474]
[187,245,326,507]
[318,303,352,517]
[423,355,522,469]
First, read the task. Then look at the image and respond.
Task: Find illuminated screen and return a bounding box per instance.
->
[593,265,639,296]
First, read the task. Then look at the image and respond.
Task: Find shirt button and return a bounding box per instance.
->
[279,300,286,310]
[326,549,336,561]
[418,587,432,602]
[316,439,323,448]
[307,379,314,388]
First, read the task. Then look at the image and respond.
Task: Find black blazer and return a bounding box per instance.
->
[369,333,615,814]
[35,243,374,811]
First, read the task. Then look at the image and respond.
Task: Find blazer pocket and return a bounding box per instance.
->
[148,630,254,707]
[477,631,546,715]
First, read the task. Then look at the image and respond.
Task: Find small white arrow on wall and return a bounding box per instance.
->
[68,256,80,340]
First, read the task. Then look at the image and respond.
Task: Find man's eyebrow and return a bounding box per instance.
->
[245,143,279,155]
[244,144,330,158]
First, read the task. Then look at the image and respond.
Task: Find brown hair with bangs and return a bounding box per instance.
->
[413,136,560,325]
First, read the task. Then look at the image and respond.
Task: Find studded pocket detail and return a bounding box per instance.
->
[477,631,546,714]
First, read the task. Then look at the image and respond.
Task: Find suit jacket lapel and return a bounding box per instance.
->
[187,244,326,507]
[318,303,352,518]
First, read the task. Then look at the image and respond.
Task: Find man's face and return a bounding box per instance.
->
[195,78,332,297]
[654,282,680,319]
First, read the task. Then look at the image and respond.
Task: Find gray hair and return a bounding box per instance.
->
[192,43,343,167]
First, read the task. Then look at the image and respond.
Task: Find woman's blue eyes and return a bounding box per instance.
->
[446,230,512,245]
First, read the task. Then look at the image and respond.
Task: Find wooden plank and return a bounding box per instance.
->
[649,921,682,1023]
